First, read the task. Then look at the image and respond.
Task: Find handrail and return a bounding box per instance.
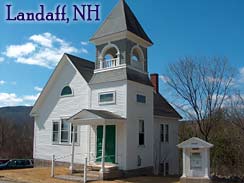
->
[52,153,120,163]
[51,153,122,183]
[88,155,121,164]
[54,152,82,161]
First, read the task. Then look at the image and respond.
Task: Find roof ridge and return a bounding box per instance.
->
[64,53,94,65]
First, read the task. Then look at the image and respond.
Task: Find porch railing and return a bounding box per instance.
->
[51,153,121,183]
[100,58,119,69]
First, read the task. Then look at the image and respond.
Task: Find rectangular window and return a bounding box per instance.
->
[52,119,79,145]
[190,152,202,169]
[52,122,59,143]
[165,124,169,142]
[99,91,115,104]
[160,124,164,142]
[71,124,78,143]
[160,163,164,174]
[136,94,146,103]
[139,120,145,145]
[165,162,169,175]
[160,124,169,143]
[61,120,70,143]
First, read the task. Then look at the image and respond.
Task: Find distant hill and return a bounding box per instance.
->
[0,106,33,123]
[0,106,34,159]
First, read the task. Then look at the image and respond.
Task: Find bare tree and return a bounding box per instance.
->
[226,93,244,134]
[165,57,235,141]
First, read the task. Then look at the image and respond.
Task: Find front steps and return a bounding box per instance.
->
[56,163,123,182]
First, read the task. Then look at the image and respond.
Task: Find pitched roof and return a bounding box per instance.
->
[90,0,153,44]
[154,92,182,119]
[177,137,213,149]
[89,67,153,87]
[84,109,125,119]
[65,53,95,82]
[67,109,125,125]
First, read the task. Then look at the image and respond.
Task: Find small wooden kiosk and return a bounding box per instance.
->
[177,137,213,183]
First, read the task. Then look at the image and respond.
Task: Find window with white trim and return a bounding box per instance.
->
[52,122,59,143]
[52,120,78,144]
[160,124,169,143]
[139,120,145,145]
[61,86,73,96]
[61,120,70,143]
[99,91,116,104]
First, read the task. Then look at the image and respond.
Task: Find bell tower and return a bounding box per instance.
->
[90,0,153,74]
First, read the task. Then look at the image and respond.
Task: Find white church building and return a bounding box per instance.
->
[30,0,182,178]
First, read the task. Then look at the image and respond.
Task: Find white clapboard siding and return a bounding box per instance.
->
[153,116,179,175]
[126,80,154,170]
[34,60,90,163]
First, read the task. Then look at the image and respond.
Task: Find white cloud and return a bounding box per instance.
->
[239,67,244,83]
[0,92,40,107]
[0,57,4,63]
[4,32,78,69]
[0,80,6,85]
[4,42,36,58]
[29,33,53,47]
[0,93,23,107]
[159,75,170,83]
[34,86,43,92]
[81,48,88,54]
[23,93,40,101]
[81,41,89,46]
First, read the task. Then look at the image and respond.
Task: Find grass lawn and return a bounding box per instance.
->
[0,167,180,183]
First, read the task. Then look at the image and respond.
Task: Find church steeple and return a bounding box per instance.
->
[90,0,153,45]
[90,0,153,73]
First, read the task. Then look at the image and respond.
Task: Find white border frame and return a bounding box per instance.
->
[98,91,116,105]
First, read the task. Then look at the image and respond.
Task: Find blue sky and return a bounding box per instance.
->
[0,0,244,107]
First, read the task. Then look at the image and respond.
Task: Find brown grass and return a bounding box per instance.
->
[0,167,180,183]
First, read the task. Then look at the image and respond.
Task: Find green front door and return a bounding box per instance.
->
[96,125,116,163]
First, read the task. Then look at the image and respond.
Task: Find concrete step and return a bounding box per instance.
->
[88,163,119,172]
[73,171,100,179]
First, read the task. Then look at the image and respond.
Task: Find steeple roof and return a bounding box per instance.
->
[90,0,153,44]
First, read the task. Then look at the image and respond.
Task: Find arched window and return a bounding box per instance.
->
[130,46,144,71]
[131,46,143,63]
[102,47,118,60]
[61,86,72,96]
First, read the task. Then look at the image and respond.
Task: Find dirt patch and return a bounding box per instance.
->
[0,167,180,183]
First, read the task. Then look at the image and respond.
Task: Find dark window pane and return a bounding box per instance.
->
[52,122,59,143]
[61,86,72,96]
[99,93,114,103]
[160,163,164,174]
[53,132,59,142]
[53,122,59,131]
[165,162,169,175]
[139,133,144,145]
[61,120,69,143]
[137,94,146,103]
[61,131,69,142]
[160,124,164,142]
[165,124,169,142]
[139,120,144,133]
[61,121,69,130]
[139,120,145,145]
[71,124,78,143]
